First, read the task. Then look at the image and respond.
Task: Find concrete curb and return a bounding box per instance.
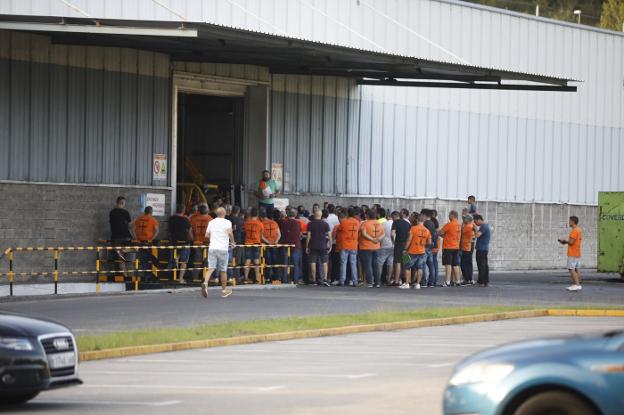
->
[79,309,547,361]
[547,309,624,317]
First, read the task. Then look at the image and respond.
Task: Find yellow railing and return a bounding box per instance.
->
[0,243,294,296]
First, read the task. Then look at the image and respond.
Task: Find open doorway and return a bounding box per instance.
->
[176,93,244,210]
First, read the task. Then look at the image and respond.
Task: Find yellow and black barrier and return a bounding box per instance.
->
[1,243,295,296]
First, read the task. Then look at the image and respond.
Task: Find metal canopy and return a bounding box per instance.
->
[0,14,577,92]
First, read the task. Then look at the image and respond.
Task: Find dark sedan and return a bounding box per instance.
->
[0,313,82,404]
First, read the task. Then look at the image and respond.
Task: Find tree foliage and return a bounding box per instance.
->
[465,0,623,30]
[599,0,624,31]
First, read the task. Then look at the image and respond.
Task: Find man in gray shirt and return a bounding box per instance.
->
[377,208,394,285]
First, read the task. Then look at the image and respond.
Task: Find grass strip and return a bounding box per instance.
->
[77,305,529,352]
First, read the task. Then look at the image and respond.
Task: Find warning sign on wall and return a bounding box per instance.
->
[153,154,167,181]
[141,193,166,217]
[271,162,283,191]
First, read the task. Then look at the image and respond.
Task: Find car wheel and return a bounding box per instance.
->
[513,391,598,415]
[1,392,40,405]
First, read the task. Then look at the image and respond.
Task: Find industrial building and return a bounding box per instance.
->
[0,0,623,272]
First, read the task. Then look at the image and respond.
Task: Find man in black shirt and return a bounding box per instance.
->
[306,210,332,286]
[391,209,411,285]
[169,203,192,284]
[109,196,132,273]
[110,196,132,241]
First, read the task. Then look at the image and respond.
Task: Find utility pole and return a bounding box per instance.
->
[535,4,539,17]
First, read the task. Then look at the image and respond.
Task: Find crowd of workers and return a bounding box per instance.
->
[109,171,583,298]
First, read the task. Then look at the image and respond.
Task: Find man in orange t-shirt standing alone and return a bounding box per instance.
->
[359,210,384,287]
[439,210,462,286]
[559,216,582,292]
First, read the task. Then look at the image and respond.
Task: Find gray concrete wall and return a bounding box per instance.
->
[0,183,171,279]
[277,193,598,271]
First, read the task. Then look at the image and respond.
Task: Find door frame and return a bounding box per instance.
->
[170,70,269,212]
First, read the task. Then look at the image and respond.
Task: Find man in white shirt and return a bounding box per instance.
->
[323,204,340,282]
[202,207,236,299]
[324,204,340,231]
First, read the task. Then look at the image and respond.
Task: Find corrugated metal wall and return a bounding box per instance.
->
[270,74,624,204]
[2,0,624,204]
[0,30,171,187]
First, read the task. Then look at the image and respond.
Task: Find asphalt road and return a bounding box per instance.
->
[3,316,623,415]
[0,271,622,334]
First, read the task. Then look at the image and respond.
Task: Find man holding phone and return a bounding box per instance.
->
[255,170,280,217]
[558,216,582,292]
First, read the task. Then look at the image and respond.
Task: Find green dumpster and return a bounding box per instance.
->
[598,192,624,279]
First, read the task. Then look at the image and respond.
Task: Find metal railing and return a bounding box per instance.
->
[0,242,295,296]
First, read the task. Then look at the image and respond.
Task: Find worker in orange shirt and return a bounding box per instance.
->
[296,209,310,283]
[359,209,384,288]
[133,206,160,282]
[460,214,476,285]
[190,204,212,279]
[402,214,431,290]
[430,209,441,286]
[335,208,360,286]
[260,208,282,283]
[439,210,462,286]
[559,215,583,292]
[332,212,347,275]
[243,207,264,283]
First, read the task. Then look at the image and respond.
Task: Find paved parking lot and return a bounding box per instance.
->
[1,271,622,334]
[4,316,622,415]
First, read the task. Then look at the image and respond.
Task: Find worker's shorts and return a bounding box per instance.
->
[566,256,581,270]
[406,254,426,270]
[208,249,229,273]
[245,246,261,261]
[175,247,191,263]
[308,248,329,264]
[442,249,460,266]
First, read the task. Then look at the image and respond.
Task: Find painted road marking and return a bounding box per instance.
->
[87,370,377,379]
[33,399,182,407]
[115,358,197,363]
[205,349,467,357]
[427,363,454,368]
[80,384,286,392]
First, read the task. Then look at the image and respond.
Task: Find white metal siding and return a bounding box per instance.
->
[269,74,624,205]
[2,0,624,204]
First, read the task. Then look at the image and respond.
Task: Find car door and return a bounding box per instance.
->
[598,333,624,413]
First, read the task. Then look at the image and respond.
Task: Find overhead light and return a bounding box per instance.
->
[573,9,582,24]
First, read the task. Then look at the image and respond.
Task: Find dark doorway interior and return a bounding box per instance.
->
[176,93,244,206]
